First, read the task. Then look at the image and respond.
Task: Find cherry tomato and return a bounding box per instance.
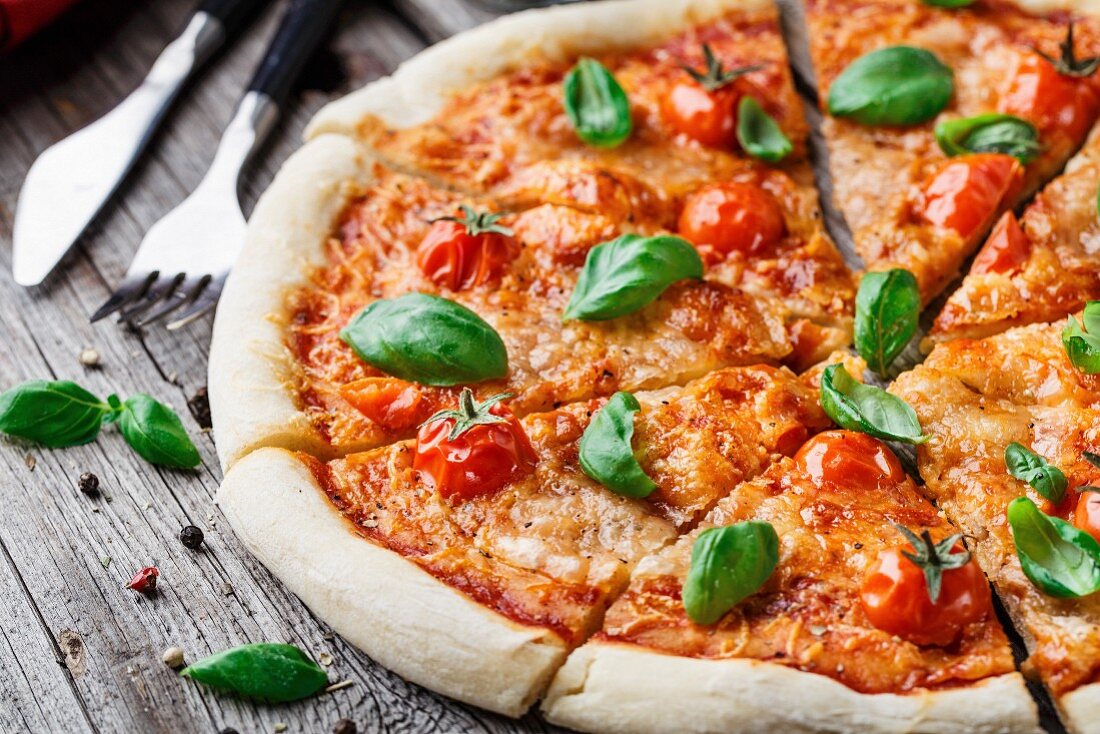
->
[794,430,907,491]
[413,391,538,502]
[860,540,991,647]
[1000,54,1099,143]
[663,81,741,147]
[341,377,427,433]
[678,182,787,263]
[918,153,1023,239]
[1074,491,1100,543]
[417,209,517,291]
[971,211,1030,276]
[1039,487,1079,520]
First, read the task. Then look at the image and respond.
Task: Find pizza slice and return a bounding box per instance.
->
[929,124,1100,344]
[542,430,1038,733]
[892,320,1100,731]
[805,0,1100,303]
[210,133,850,471]
[216,363,836,716]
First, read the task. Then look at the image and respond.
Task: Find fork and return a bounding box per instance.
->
[91,0,345,330]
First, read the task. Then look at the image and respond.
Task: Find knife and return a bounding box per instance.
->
[11,0,269,287]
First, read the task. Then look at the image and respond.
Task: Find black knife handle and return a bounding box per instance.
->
[198,0,270,40]
[246,0,345,106]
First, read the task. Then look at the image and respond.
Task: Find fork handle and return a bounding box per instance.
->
[246,0,345,107]
[198,0,271,42]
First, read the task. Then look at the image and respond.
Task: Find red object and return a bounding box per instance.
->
[971,211,1030,276]
[416,214,517,292]
[663,80,743,147]
[918,153,1023,238]
[794,430,906,492]
[127,566,159,594]
[340,377,427,433]
[678,182,787,264]
[999,54,1100,142]
[1,0,80,51]
[1074,491,1100,543]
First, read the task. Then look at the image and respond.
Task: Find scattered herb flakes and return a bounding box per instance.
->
[101,556,111,570]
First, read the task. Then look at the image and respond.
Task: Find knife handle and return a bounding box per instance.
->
[197,0,271,42]
[246,0,345,107]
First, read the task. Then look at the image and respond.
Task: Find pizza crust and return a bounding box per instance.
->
[208,134,375,471]
[217,447,567,717]
[542,641,1041,734]
[1061,682,1100,734]
[304,0,770,138]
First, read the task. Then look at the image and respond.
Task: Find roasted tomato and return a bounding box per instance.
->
[341,377,427,433]
[662,43,760,147]
[417,205,517,291]
[1074,490,1100,543]
[1000,54,1099,143]
[794,430,907,492]
[860,528,991,647]
[971,211,1030,276]
[413,389,538,502]
[918,153,1023,239]
[678,182,787,263]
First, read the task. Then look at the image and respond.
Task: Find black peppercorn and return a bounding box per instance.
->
[179,525,205,549]
[78,472,100,497]
[333,719,357,734]
[218,728,239,734]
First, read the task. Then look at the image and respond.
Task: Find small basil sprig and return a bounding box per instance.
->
[563,234,703,321]
[736,97,791,163]
[1063,301,1100,374]
[855,269,920,376]
[1005,442,1067,504]
[578,392,657,498]
[828,46,954,126]
[820,364,927,444]
[563,57,633,148]
[340,293,508,386]
[0,380,199,468]
[181,643,328,703]
[935,114,1040,164]
[1008,497,1100,597]
[683,521,779,625]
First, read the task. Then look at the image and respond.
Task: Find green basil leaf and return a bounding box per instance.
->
[578,391,657,498]
[854,269,920,376]
[820,364,927,444]
[340,293,508,386]
[563,57,633,148]
[935,113,1040,164]
[921,0,975,6]
[1007,497,1100,598]
[1005,441,1067,504]
[1063,302,1100,374]
[118,394,200,469]
[736,97,792,163]
[181,643,328,703]
[563,234,703,321]
[0,380,113,448]
[683,521,779,625]
[827,46,954,126]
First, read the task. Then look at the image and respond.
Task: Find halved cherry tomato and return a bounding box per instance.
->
[918,153,1023,239]
[794,430,907,491]
[860,539,991,647]
[663,81,741,147]
[413,390,538,503]
[340,377,427,433]
[971,211,1030,276]
[1074,490,1100,543]
[678,182,787,263]
[417,208,517,291]
[1000,54,1100,143]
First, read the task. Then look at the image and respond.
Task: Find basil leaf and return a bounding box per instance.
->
[563,57,633,148]
[921,0,975,6]
[181,643,328,703]
[1007,497,1100,598]
[1063,301,1100,374]
[935,113,1040,164]
[854,269,920,376]
[340,293,508,386]
[820,364,927,444]
[118,394,200,469]
[736,97,792,163]
[1005,442,1067,504]
[0,380,114,448]
[683,521,779,625]
[578,391,657,498]
[563,234,703,321]
[827,46,953,126]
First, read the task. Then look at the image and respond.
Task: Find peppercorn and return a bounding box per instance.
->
[78,472,99,497]
[218,729,239,734]
[179,525,204,549]
[333,719,357,734]
[127,566,158,594]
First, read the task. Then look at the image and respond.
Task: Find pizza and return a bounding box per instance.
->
[928,124,1100,344]
[892,320,1100,732]
[805,0,1100,303]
